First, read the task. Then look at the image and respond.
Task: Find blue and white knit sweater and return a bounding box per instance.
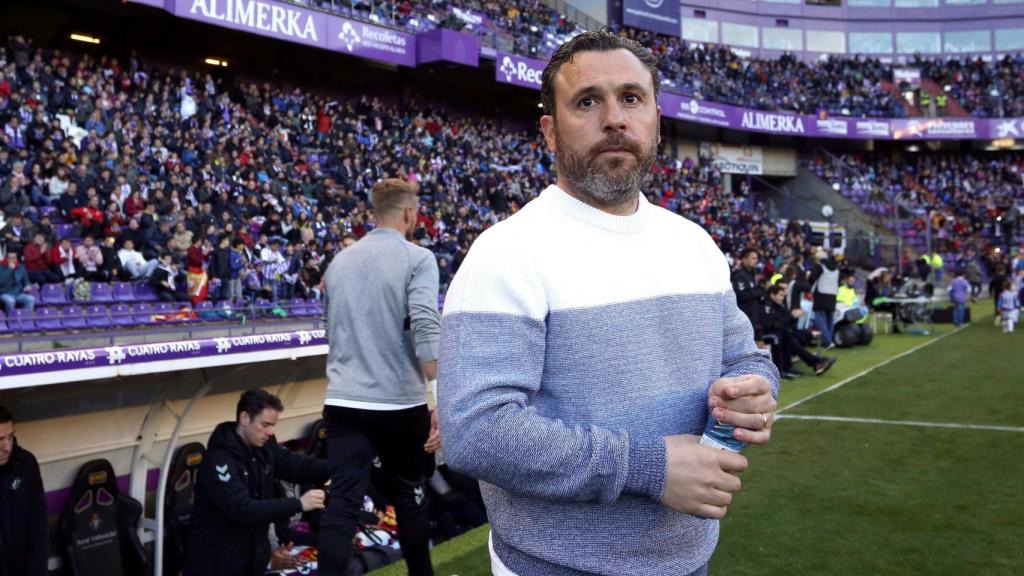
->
[438,185,779,575]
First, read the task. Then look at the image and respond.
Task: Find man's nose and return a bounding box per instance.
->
[602,100,628,134]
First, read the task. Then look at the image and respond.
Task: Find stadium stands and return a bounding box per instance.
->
[2,15,1024,338]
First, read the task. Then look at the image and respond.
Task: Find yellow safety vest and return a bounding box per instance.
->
[837,285,857,307]
[919,92,931,106]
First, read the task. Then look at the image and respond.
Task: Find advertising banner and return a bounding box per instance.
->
[710,144,763,175]
[0,330,327,379]
[893,68,922,86]
[622,0,681,38]
[326,16,416,67]
[495,51,545,89]
[165,0,415,66]
[448,6,489,32]
[169,0,327,48]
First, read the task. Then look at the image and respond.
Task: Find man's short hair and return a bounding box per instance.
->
[541,29,660,119]
[0,404,13,424]
[236,389,284,422]
[740,248,759,260]
[371,178,418,219]
[767,284,786,297]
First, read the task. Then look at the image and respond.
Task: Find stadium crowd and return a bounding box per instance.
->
[288,0,1024,119]
[622,28,906,118]
[808,151,1024,273]
[2,28,1022,323]
[921,54,1024,119]
[2,33,804,319]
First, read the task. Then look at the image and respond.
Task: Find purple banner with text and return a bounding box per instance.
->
[0,330,326,379]
[495,51,545,90]
[159,0,415,66]
[657,92,1022,141]
[622,0,680,38]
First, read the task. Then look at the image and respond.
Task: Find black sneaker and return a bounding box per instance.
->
[788,367,805,376]
[783,371,804,379]
[814,357,837,376]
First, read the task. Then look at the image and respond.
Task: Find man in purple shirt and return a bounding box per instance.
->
[948,270,971,327]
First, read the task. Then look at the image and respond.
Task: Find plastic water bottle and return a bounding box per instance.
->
[699,415,746,452]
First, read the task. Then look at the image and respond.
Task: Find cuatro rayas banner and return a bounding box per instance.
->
[0,329,326,382]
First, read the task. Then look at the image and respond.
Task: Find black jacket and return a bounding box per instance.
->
[184,422,329,576]
[731,267,763,338]
[211,247,232,280]
[0,442,48,576]
[760,299,796,337]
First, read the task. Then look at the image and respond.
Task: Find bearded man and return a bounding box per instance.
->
[437,30,780,576]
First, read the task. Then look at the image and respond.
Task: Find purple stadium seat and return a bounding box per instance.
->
[306,298,323,316]
[39,206,58,219]
[133,303,156,324]
[86,305,111,329]
[61,306,89,330]
[40,283,70,306]
[155,302,191,324]
[0,311,8,334]
[289,298,310,316]
[134,282,158,302]
[26,284,40,301]
[254,298,272,317]
[89,282,113,304]
[110,304,135,328]
[56,223,76,240]
[113,282,137,302]
[10,309,37,332]
[35,307,62,331]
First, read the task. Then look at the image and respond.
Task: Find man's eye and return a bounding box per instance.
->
[624,94,640,104]
[579,98,595,108]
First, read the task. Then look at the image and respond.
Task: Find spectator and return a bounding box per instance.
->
[22,232,58,284]
[149,252,187,302]
[98,235,122,281]
[55,237,76,281]
[0,213,32,254]
[118,238,156,280]
[74,235,104,281]
[0,250,34,315]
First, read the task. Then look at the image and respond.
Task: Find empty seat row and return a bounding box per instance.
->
[0,298,323,333]
[32,281,162,306]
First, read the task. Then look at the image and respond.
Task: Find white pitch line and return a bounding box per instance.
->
[777,325,963,415]
[776,414,1024,433]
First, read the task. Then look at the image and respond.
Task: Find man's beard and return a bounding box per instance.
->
[555,127,656,207]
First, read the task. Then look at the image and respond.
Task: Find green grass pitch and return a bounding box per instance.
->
[373,300,1024,575]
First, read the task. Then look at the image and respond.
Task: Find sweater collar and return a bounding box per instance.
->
[542,185,651,234]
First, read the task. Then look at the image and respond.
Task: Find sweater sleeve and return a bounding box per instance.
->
[717,257,781,399]
[438,232,666,505]
[407,249,441,364]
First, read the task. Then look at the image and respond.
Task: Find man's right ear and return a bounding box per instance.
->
[539,115,557,153]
